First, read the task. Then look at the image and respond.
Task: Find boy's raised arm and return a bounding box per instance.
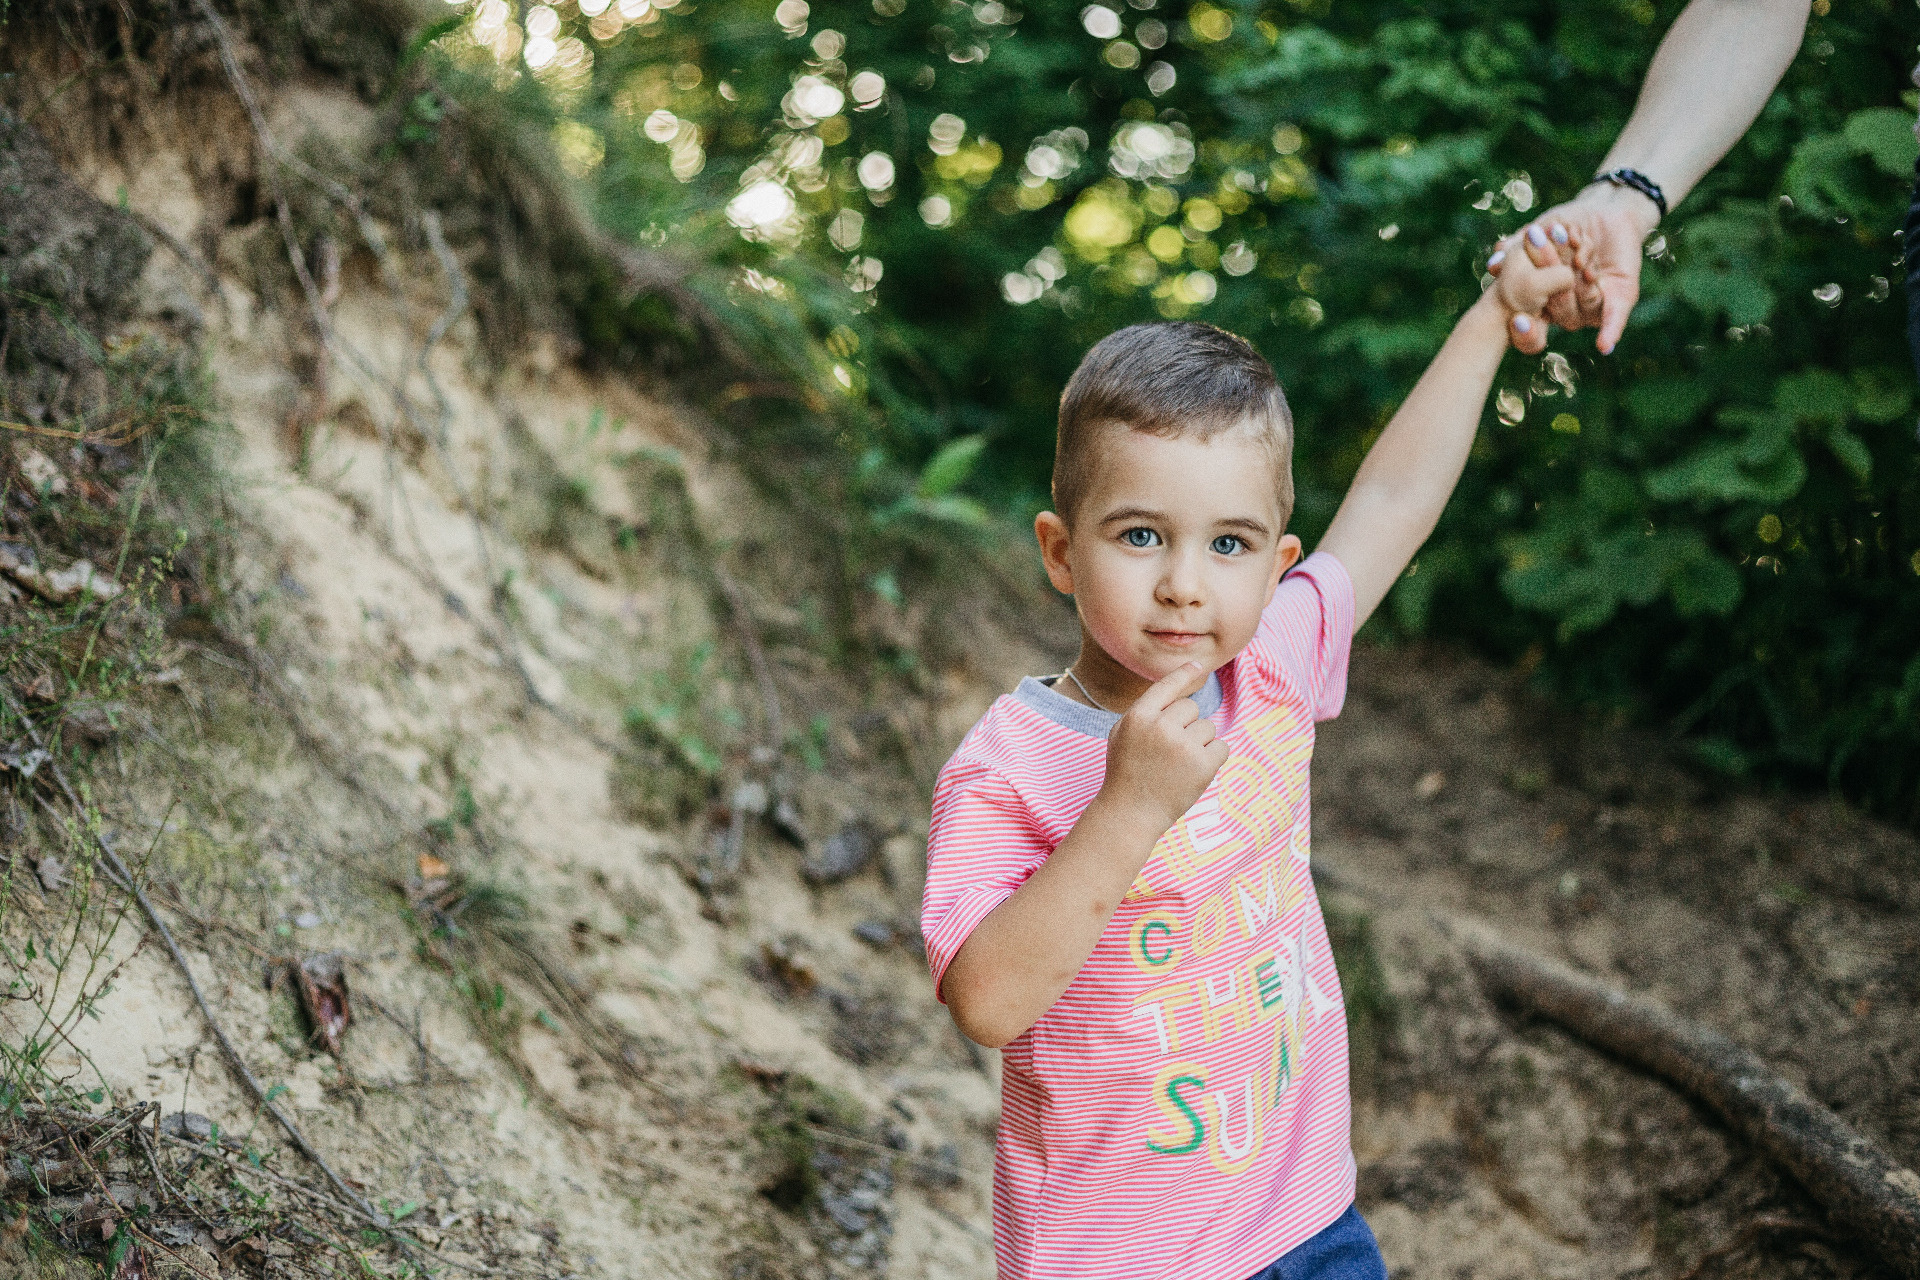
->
[1318,234,1573,628]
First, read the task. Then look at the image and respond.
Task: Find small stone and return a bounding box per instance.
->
[802,821,879,886]
[63,702,120,743]
[17,448,67,496]
[915,1143,962,1189]
[35,856,65,893]
[160,1112,213,1141]
[0,747,49,778]
[753,938,817,997]
[769,796,807,847]
[44,559,121,602]
[294,912,322,929]
[730,781,769,815]
[820,1191,870,1233]
[852,920,895,948]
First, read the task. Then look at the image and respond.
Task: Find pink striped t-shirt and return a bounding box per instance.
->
[923,552,1358,1280]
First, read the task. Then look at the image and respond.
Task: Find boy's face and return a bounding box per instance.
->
[1036,424,1301,691]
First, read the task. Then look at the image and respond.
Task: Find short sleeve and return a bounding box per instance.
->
[921,757,1053,1002]
[1246,550,1356,722]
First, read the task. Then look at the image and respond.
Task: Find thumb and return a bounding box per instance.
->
[1136,661,1210,714]
[1596,276,1640,355]
[1509,312,1548,355]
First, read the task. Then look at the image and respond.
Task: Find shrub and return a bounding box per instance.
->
[443,0,1916,820]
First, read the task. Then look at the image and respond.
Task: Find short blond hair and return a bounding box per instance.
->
[1053,321,1294,525]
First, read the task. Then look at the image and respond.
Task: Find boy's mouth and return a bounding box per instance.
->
[1146,629,1207,647]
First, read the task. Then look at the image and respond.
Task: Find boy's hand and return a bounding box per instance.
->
[1100,662,1228,833]
[1486,223,1579,355]
[942,660,1226,1046]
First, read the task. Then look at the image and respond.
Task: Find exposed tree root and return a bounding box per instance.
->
[1442,916,1920,1280]
[1672,1212,1831,1280]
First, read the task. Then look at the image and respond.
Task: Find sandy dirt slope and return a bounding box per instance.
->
[10,47,1917,1280]
[25,68,1013,1280]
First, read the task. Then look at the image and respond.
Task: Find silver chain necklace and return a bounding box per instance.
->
[1061,665,1113,713]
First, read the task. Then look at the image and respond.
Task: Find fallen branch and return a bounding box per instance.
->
[1443,916,1920,1280]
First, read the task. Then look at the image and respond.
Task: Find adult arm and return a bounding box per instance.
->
[1506,0,1811,355]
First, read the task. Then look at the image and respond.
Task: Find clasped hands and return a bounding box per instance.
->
[1486,182,1663,356]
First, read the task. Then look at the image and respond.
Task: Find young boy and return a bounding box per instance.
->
[920,230,1575,1279]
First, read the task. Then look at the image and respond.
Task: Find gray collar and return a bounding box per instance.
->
[1013,670,1224,740]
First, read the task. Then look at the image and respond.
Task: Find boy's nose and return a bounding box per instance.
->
[1156,553,1206,608]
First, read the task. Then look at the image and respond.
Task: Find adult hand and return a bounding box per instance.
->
[1487,182,1662,356]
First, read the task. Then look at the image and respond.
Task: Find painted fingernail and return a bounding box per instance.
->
[1527,225,1549,248]
[1551,224,1568,245]
[1513,315,1533,334]
[1488,250,1506,268]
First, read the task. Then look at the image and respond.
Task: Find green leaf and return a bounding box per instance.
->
[1772,369,1851,427]
[1825,427,1872,480]
[1842,107,1920,178]
[1689,737,1753,777]
[910,494,990,527]
[1851,370,1913,425]
[1647,439,1807,504]
[1666,543,1742,617]
[400,15,466,72]
[1671,264,1775,326]
[916,435,987,498]
[1623,378,1714,430]
[1783,131,1864,213]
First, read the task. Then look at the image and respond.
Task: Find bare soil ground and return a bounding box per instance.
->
[1,24,1914,1280]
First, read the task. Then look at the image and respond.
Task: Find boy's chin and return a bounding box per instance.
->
[1129,652,1222,683]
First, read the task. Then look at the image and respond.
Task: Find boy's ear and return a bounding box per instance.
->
[1268,533,1303,597]
[1035,511,1075,595]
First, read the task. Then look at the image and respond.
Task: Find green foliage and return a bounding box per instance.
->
[424,0,1919,821]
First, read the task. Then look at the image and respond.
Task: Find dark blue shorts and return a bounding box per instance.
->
[1239,1204,1386,1280]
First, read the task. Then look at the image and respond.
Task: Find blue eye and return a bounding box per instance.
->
[1122,528,1160,548]
[1211,535,1244,555]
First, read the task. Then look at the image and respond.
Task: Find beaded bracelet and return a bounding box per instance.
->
[1592,167,1668,220]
